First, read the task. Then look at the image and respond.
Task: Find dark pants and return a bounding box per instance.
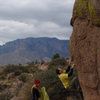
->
[67,77,84,100]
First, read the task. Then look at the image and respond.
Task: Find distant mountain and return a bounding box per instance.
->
[0,37,69,65]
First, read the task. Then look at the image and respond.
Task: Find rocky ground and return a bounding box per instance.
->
[0,58,83,100]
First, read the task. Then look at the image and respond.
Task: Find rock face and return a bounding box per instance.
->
[70,0,100,100]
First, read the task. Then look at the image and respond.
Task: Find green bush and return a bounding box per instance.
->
[0,84,9,92]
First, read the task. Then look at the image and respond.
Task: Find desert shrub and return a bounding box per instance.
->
[0,72,7,80]
[20,64,82,100]
[31,64,81,100]
[4,64,29,75]
[19,66,29,73]
[4,64,16,73]
[41,59,45,65]
[20,65,63,100]
[18,73,28,82]
[27,61,35,67]
[0,84,9,92]
[52,53,60,60]
[31,66,67,100]
[0,93,13,100]
[14,70,22,76]
[49,57,66,67]
[49,53,66,67]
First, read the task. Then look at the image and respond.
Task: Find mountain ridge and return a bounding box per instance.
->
[0,37,69,65]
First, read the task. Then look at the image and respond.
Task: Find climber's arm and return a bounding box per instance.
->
[66,65,71,73]
[68,64,74,77]
[68,69,73,77]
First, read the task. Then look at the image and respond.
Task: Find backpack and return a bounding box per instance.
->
[41,87,50,100]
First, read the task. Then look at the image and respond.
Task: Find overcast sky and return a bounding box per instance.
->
[0,0,75,45]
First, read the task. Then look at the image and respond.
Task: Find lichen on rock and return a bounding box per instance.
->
[88,0,100,26]
[71,0,100,26]
[73,0,88,18]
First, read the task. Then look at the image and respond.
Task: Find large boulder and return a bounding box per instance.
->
[70,0,100,100]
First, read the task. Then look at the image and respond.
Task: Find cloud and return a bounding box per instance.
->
[0,41,4,46]
[0,0,75,44]
[0,19,72,43]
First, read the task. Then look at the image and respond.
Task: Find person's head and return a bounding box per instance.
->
[34,79,40,87]
[56,68,63,74]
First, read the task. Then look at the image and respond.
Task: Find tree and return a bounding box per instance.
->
[41,59,45,65]
[52,53,60,60]
[35,60,39,64]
